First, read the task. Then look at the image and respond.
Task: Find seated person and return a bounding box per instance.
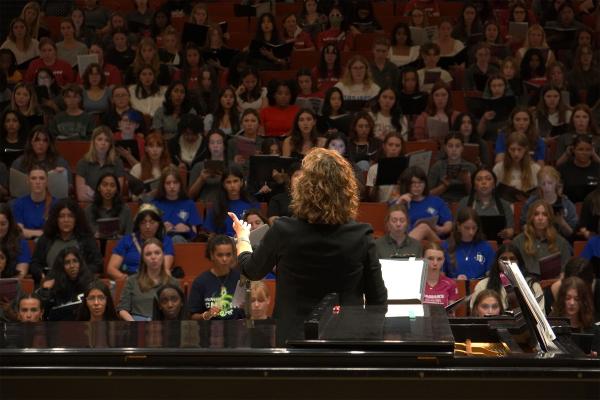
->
[29,199,103,285]
[470,289,504,317]
[428,133,477,203]
[458,167,515,241]
[152,283,188,321]
[494,107,545,165]
[243,209,268,232]
[471,244,544,312]
[189,235,244,321]
[117,238,180,321]
[168,114,206,174]
[512,199,572,277]
[465,43,499,92]
[416,43,453,93]
[12,166,56,240]
[558,136,600,204]
[16,293,44,323]
[413,81,459,140]
[259,80,300,138]
[442,208,495,280]
[393,166,453,242]
[267,163,301,224]
[550,276,595,333]
[84,172,133,239]
[544,258,597,318]
[577,187,600,239]
[106,204,175,281]
[422,241,459,308]
[37,247,94,321]
[334,55,380,106]
[520,166,578,239]
[151,166,203,243]
[375,204,423,259]
[129,132,173,201]
[76,280,119,321]
[0,204,31,279]
[48,84,95,140]
[250,281,272,320]
[365,132,402,203]
[188,130,227,203]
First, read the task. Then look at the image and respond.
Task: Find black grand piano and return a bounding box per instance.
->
[1,261,599,400]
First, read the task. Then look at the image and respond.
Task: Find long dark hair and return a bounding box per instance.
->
[76,280,118,321]
[290,108,319,153]
[210,86,240,133]
[19,126,60,172]
[90,172,124,220]
[162,81,193,115]
[47,247,93,305]
[321,86,347,117]
[486,243,530,294]
[213,165,255,232]
[254,12,281,43]
[447,207,485,269]
[134,65,160,99]
[132,206,166,240]
[520,48,546,81]
[152,283,188,320]
[180,42,203,81]
[0,109,27,140]
[155,166,188,201]
[371,86,404,133]
[0,204,22,278]
[390,22,413,46]
[451,112,482,143]
[466,167,505,217]
[43,199,92,240]
[238,66,263,103]
[317,44,341,79]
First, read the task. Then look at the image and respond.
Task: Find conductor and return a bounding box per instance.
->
[229,148,388,343]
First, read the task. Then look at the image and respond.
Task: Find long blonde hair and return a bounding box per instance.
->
[522,199,560,256]
[502,132,535,191]
[535,166,563,199]
[291,148,359,224]
[523,24,550,49]
[84,126,119,165]
[137,238,171,293]
[341,55,375,88]
[20,2,41,39]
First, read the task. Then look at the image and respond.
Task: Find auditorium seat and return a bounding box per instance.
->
[275,2,301,16]
[487,240,498,253]
[104,239,119,275]
[545,137,558,166]
[291,51,320,70]
[379,16,397,34]
[265,279,276,317]
[403,140,439,165]
[462,142,480,165]
[19,278,34,295]
[373,1,395,18]
[357,202,387,238]
[260,69,298,85]
[100,0,134,12]
[438,2,464,20]
[112,278,126,306]
[173,243,212,279]
[55,141,90,171]
[42,16,63,41]
[573,241,586,258]
[540,278,559,290]
[513,202,524,234]
[354,33,385,51]
[228,31,251,50]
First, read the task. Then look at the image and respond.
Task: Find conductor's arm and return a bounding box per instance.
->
[229,212,278,280]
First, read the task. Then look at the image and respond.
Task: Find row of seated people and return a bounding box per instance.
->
[4,226,598,336]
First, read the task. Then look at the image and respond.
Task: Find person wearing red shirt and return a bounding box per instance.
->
[24,38,75,86]
[76,43,122,86]
[259,80,300,138]
[281,13,315,52]
[422,241,460,308]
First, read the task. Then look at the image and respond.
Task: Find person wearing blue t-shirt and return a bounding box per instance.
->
[580,236,600,261]
[106,204,175,280]
[188,235,245,321]
[0,203,32,278]
[12,166,56,240]
[494,107,545,165]
[152,166,203,243]
[442,208,495,279]
[204,166,259,237]
[393,166,453,242]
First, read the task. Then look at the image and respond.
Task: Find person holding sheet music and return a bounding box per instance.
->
[126,0,153,34]
[295,69,323,114]
[558,135,600,204]
[422,241,459,309]
[0,18,39,67]
[387,22,421,69]
[413,81,459,140]
[124,38,171,86]
[520,49,549,93]
[334,55,380,108]
[397,68,429,125]
[19,2,50,41]
[316,87,351,136]
[369,38,400,95]
[100,84,145,133]
[495,107,546,165]
[346,111,381,171]
[49,84,95,140]
[416,43,454,94]
[550,276,595,333]
[235,67,268,112]
[326,133,364,193]
[148,9,172,50]
[168,114,206,174]
[84,172,133,239]
[56,19,88,68]
[203,165,259,237]
[500,57,526,101]
[348,1,383,35]
[29,199,103,284]
[75,126,126,202]
[203,87,240,137]
[188,130,227,203]
[282,108,325,159]
[450,113,490,167]
[544,62,577,107]
[465,43,499,92]
[247,13,289,71]
[227,109,262,165]
[158,27,181,68]
[511,199,572,277]
[117,238,180,321]
[282,13,316,52]
[451,3,483,45]
[151,81,196,140]
[428,133,477,203]
[565,28,600,71]
[473,74,516,142]
[0,204,30,279]
[482,21,510,66]
[259,80,300,137]
[471,244,544,312]
[556,104,600,167]
[442,208,495,280]
[267,162,301,224]
[437,19,466,66]
[298,0,326,41]
[12,166,56,240]
[458,167,515,241]
[0,110,27,169]
[33,67,61,115]
[23,38,75,86]
[375,204,423,259]
[105,29,135,73]
[312,44,342,93]
[394,166,453,242]
[37,247,94,321]
[534,85,572,138]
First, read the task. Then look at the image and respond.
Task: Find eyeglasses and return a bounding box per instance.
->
[87,295,107,303]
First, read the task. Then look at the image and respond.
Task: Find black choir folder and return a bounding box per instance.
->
[249,40,294,60]
[0,278,19,302]
[375,151,432,186]
[465,96,517,122]
[249,155,297,188]
[97,217,120,239]
[181,21,228,47]
[479,215,507,242]
[539,253,562,280]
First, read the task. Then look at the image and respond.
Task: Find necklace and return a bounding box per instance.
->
[461,242,476,261]
[213,270,230,291]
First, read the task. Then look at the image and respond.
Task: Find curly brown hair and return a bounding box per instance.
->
[290,148,359,225]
